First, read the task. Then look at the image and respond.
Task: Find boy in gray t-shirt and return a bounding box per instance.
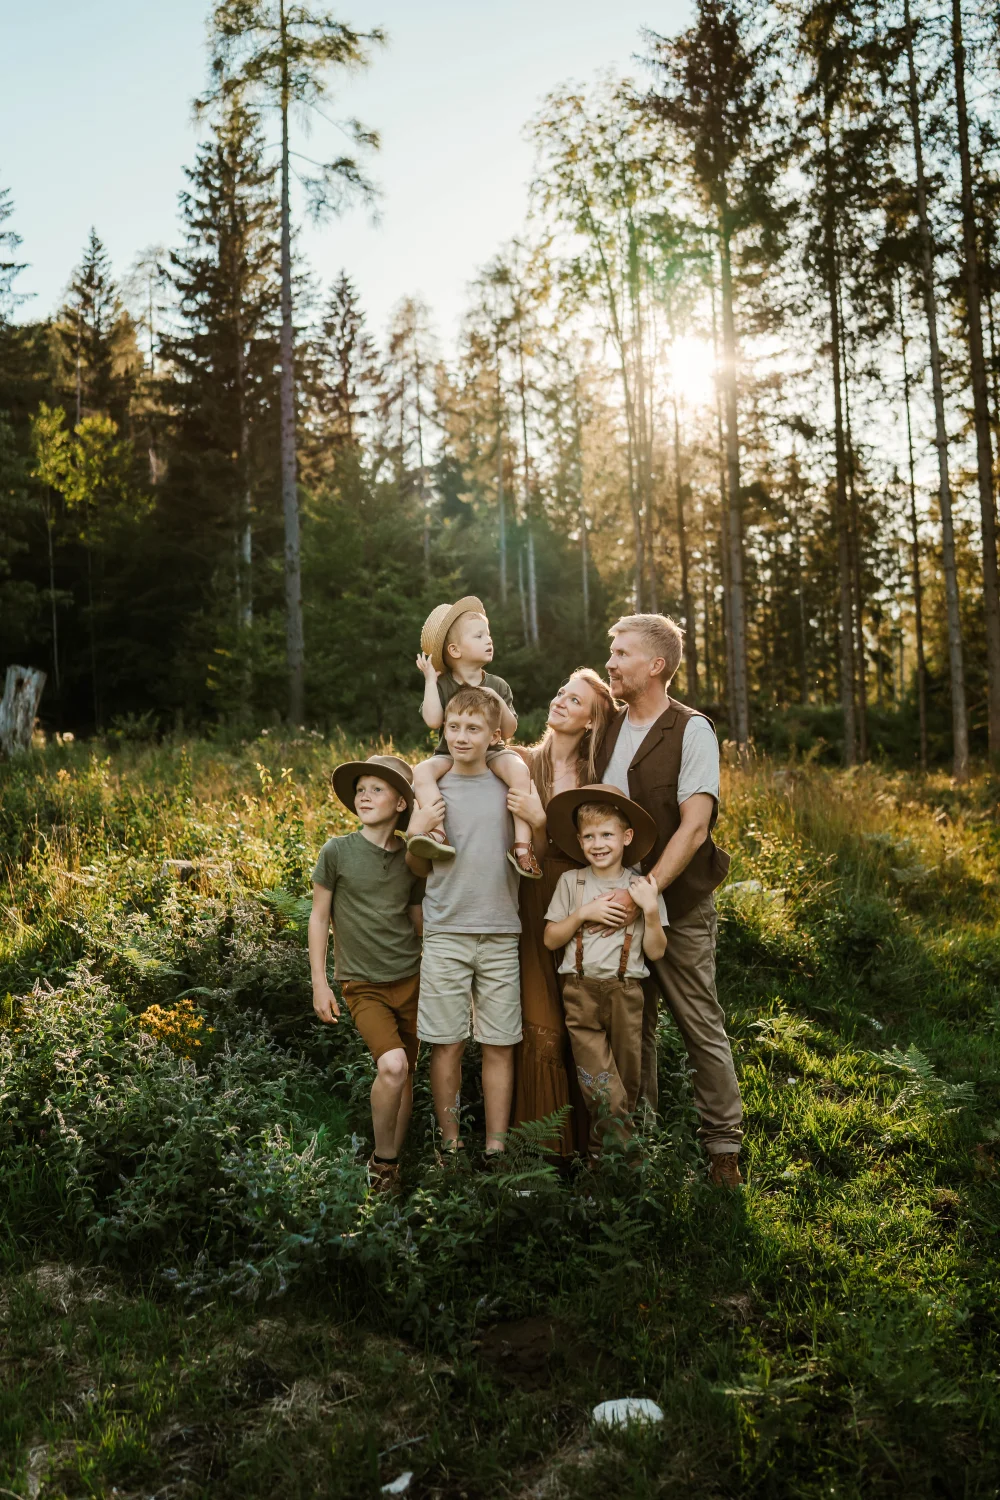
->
[406,685,523,1162]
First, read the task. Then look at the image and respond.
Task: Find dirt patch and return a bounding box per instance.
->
[477,1317,603,1393]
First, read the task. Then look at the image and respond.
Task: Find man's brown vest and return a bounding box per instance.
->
[594,698,730,923]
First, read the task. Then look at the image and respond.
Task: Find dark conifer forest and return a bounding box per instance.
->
[3,0,1000,769]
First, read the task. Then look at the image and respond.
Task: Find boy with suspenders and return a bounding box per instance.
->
[542,786,668,1155]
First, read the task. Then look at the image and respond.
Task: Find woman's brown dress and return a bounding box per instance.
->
[511,765,589,1157]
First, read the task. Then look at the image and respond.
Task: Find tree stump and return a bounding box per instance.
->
[0,666,46,758]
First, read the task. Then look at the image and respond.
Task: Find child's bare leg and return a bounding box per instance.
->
[490,751,542,878]
[410,755,452,846]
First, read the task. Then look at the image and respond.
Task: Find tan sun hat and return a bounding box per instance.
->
[421,595,487,674]
[331,754,415,830]
[546,784,658,865]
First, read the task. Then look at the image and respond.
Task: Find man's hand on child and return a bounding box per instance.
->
[629,874,660,916]
[312,983,340,1024]
[416,652,439,681]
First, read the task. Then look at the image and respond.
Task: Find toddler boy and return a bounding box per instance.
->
[309,754,426,1196]
[543,786,667,1153]
[405,685,523,1159]
[410,594,541,879]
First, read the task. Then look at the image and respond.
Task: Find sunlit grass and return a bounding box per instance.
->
[1,737,999,1497]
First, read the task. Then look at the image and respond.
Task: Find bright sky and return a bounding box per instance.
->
[3,0,690,349]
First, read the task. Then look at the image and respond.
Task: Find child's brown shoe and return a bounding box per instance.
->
[506,843,543,880]
[367,1152,401,1197]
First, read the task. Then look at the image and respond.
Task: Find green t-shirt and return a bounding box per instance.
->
[311,831,424,982]
[434,670,515,751]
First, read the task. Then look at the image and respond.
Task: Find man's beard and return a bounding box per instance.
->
[610,669,643,703]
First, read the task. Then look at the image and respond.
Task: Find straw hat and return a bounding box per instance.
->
[421,596,486,674]
[331,754,415,830]
[546,784,658,865]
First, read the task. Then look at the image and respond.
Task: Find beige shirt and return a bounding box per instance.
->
[545,867,668,980]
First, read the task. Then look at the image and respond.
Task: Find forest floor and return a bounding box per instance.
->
[1,734,999,1499]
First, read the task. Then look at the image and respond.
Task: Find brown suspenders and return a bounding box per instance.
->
[573,872,635,981]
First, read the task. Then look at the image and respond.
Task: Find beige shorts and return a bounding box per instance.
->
[418,932,522,1046]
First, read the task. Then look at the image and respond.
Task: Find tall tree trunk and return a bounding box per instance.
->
[526,528,539,648]
[518,545,529,647]
[43,489,60,699]
[789,467,809,705]
[279,3,304,726]
[952,0,1000,756]
[516,325,539,647]
[717,214,749,745]
[495,356,507,604]
[415,346,429,574]
[823,118,857,767]
[672,391,699,698]
[840,300,868,759]
[628,221,657,611]
[579,187,644,606]
[711,268,737,725]
[898,271,928,771]
[574,385,589,638]
[905,0,969,779]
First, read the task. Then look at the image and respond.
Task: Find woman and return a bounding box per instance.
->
[507,667,619,1157]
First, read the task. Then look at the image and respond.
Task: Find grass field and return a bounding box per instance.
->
[2,732,999,1499]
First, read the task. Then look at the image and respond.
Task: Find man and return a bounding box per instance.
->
[596,612,743,1188]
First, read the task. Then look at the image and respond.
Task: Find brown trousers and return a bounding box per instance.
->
[561,974,644,1152]
[641,895,743,1155]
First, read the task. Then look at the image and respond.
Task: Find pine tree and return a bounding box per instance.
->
[56,230,139,429]
[642,1,782,747]
[902,0,968,778]
[312,270,381,452]
[949,0,1000,758]
[203,1,384,725]
[160,100,281,717]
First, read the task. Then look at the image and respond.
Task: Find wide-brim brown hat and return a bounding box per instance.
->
[421,595,486,674]
[332,754,415,831]
[546,784,658,865]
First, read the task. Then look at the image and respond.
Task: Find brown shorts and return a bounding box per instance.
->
[340,973,420,1070]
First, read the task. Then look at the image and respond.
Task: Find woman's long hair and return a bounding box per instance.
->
[522,667,619,807]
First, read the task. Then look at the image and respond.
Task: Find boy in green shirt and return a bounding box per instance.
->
[309,754,430,1196]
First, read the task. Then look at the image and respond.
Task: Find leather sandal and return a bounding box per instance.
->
[506,843,543,880]
[367,1152,401,1197]
[406,833,456,862]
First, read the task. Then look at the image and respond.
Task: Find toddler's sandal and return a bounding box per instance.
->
[506,843,543,880]
[407,833,456,862]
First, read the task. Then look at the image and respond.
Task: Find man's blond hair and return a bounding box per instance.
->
[609,613,684,684]
[446,685,503,732]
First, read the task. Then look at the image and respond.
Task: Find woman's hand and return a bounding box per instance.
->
[416,652,439,681]
[507,777,546,836]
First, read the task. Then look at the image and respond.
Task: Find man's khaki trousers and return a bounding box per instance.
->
[641,895,743,1154]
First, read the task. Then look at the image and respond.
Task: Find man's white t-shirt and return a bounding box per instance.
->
[601,709,720,805]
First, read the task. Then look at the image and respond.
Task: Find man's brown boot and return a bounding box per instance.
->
[708,1152,743,1188]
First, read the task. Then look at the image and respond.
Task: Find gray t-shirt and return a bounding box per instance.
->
[421,769,521,934]
[602,711,721,804]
